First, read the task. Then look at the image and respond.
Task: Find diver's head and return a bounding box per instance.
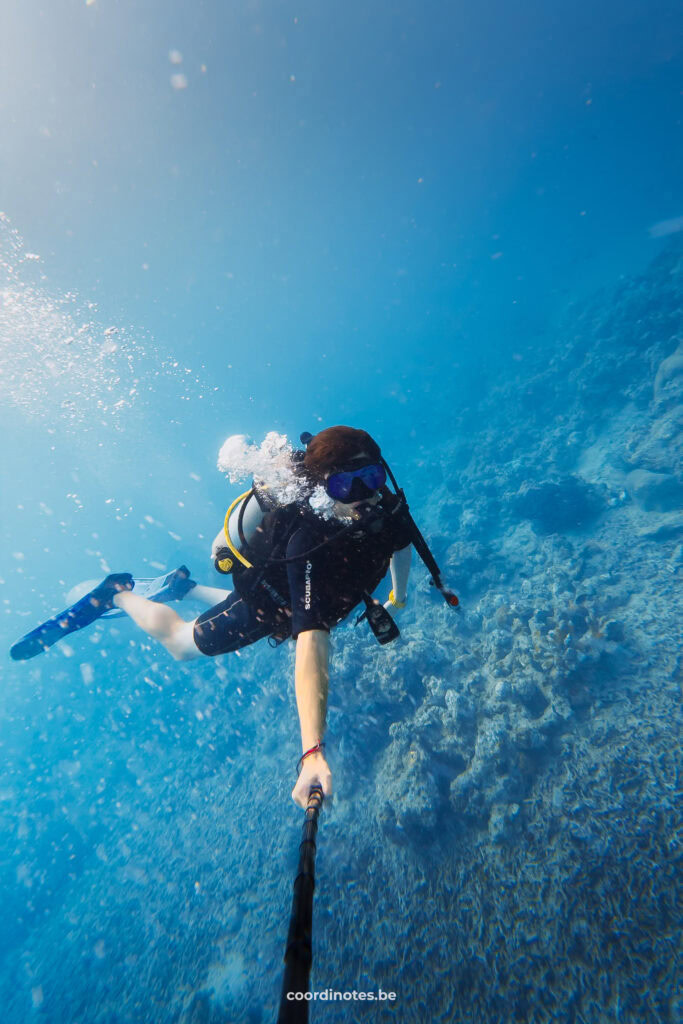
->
[303,426,385,506]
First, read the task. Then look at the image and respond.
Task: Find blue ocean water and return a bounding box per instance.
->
[0,1,681,1021]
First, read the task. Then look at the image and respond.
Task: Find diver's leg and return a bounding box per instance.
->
[193,594,275,657]
[113,591,202,661]
[190,584,232,606]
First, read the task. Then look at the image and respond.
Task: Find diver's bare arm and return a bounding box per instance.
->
[294,629,330,750]
[291,629,332,806]
[389,544,412,602]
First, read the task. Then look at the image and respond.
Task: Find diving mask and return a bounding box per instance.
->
[325,463,386,502]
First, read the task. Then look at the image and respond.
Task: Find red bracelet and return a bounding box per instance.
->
[296,742,325,777]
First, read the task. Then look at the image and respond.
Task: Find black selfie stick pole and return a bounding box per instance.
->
[277,784,324,1023]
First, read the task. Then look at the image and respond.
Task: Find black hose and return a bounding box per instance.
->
[277,785,324,1023]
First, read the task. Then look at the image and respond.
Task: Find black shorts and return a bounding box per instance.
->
[193,593,276,657]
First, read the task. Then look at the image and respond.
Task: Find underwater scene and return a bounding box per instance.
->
[0,1,681,1022]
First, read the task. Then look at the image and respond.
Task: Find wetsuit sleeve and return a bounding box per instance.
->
[286,528,332,639]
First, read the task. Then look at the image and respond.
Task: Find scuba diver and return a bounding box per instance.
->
[10,426,458,809]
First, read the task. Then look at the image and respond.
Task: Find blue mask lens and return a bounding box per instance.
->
[325,463,386,501]
[357,464,386,490]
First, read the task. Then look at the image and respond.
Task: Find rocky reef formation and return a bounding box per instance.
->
[371,243,680,840]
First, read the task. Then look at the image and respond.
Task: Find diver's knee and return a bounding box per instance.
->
[166,620,201,661]
[167,639,201,661]
[170,647,199,662]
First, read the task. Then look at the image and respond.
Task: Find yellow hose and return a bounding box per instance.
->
[223,489,255,569]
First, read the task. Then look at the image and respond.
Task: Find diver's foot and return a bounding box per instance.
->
[154,565,197,603]
[88,573,134,612]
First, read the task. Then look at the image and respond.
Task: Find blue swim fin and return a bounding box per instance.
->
[9,566,195,661]
[134,565,196,604]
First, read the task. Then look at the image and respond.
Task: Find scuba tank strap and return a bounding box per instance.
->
[237,487,252,552]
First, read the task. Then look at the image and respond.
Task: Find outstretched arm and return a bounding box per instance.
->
[291,629,333,808]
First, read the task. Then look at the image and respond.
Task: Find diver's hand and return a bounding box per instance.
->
[383,596,406,614]
[292,753,332,809]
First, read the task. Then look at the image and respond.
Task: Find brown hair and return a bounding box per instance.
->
[303,425,381,481]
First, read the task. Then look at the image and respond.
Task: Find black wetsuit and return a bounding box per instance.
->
[193,492,412,657]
